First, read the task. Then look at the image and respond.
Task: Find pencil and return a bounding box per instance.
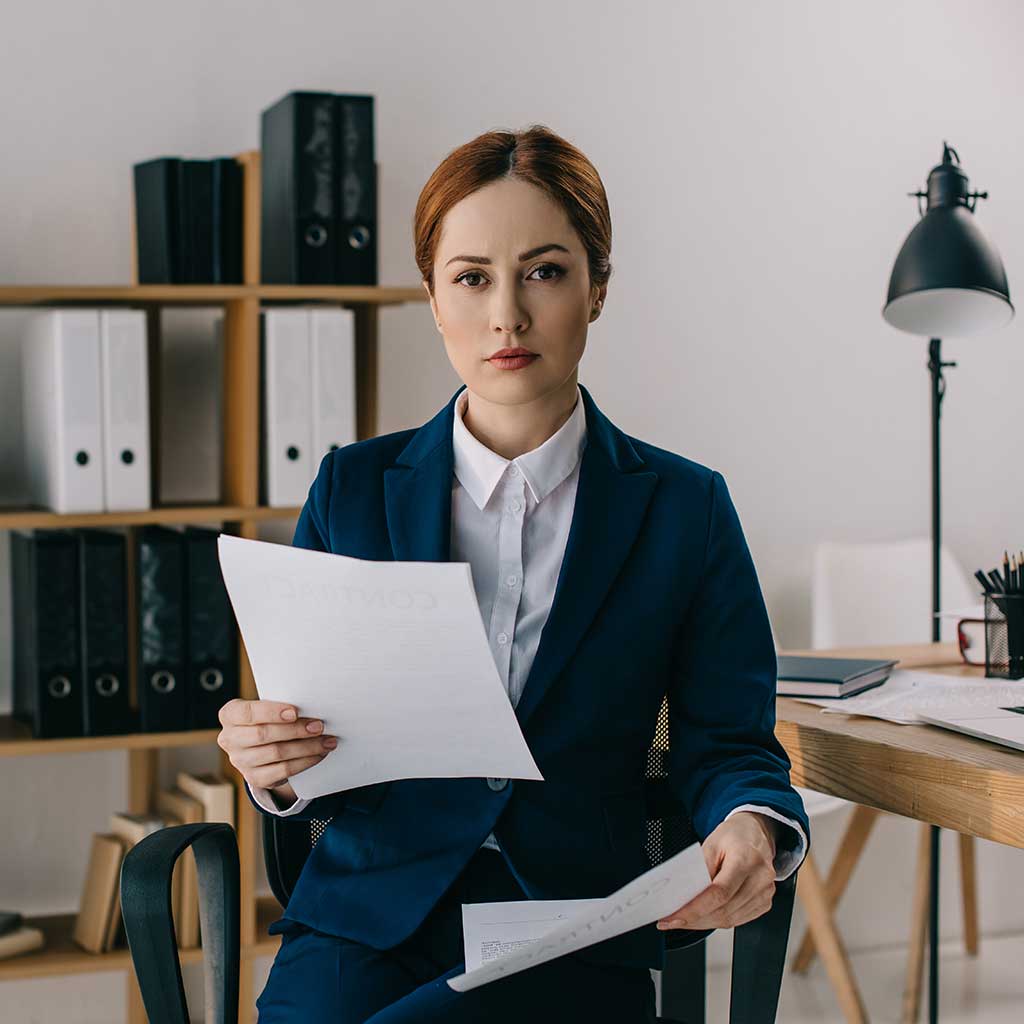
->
[975,568,995,594]
[1004,550,1012,590]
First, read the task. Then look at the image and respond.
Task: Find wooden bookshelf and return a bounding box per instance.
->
[0,503,301,530]
[0,717,220,758]
[0,149,429,1021]
[0,912,205,981]
[0,284,425,307]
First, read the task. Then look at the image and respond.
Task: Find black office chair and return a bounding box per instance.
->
[121,747,797,1023]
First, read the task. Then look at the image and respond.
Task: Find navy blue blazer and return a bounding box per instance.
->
[247,382,809,971]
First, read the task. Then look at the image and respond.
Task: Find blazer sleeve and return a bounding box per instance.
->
[244,451,356,823]
[666,470,810,855]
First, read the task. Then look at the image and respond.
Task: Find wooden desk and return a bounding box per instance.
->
[775,643,1024,849]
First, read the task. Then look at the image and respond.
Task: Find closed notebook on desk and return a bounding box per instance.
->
[776,655,896,698]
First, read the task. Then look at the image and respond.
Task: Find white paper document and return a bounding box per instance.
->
[461,898,605,972]
[216,535,543,799]
[792,669,1024,725]
[447,842,710,992]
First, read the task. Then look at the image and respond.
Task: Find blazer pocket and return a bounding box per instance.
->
[601,785,646,854]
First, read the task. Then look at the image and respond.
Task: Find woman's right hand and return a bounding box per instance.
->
[217,698,338,805]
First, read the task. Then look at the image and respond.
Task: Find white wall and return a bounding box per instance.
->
[2,1,1023,1019]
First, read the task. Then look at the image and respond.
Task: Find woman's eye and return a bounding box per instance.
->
[454,263,565,288]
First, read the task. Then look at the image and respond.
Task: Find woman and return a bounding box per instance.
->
[219,124,809,1022]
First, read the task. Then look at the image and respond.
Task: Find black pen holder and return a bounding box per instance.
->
[984,593,1024,679]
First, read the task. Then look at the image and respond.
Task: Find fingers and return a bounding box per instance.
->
[215,698,340,791]
[218,717,324,751]
[663,853,749,926]
[245,753,329,790]
[658,872,773,931]
[658,845,775,931]
[236,735,338,770]
[219,698,300,727]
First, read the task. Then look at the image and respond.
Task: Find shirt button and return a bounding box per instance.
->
[487,777,509,792]
[509,465,520,477]
[506,574,518,587]
[509,500,522,513]
[497,632,509,645]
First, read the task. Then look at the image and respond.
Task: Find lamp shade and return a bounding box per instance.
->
[883,144,1013,337]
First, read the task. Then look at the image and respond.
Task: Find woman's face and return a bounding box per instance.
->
[424,177,605,407]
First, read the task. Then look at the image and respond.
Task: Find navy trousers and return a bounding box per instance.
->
[256,847,657,1023]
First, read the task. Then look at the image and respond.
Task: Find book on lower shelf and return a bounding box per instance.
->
[109,812,181,948]
[156,787,205,949]
[72,832,128,954]
[776,654,898,698]
[0,926,45,961]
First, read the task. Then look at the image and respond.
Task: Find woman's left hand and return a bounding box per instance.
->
[656,811,778,931]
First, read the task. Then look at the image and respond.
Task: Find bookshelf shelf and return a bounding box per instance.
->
[0,717,221,758]
[0,503,301,530]
[0,148,411,1020]
[0,912,204,981]
[0,284,428,307]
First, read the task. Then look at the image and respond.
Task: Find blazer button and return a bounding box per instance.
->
[487,777,508,792]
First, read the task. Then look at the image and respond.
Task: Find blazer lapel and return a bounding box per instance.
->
[382,383,660,730]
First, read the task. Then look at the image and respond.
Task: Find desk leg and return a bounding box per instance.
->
[928,825,940,1024]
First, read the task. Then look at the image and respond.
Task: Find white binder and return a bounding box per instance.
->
[309,308,357,464]
[261,309,313,507]
[99,310,152,511]
[22,310,105,513]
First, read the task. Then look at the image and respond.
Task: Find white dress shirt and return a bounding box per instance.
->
[250,384,807,880]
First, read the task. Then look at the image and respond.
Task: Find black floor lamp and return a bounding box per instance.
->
[882,142,1014,1024]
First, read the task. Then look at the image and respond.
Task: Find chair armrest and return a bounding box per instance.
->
[119,822,240,1024]
[728,868,798,1024]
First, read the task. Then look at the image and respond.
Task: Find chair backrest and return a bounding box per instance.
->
[811,537,977,648]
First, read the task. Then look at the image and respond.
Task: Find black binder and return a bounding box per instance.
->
[183,159,213,284]
[78,530,135,735]
[334,94,378,285]
[133,157,184,284]
[260,90,338,284]
[136,525,188,731]
[11,530,85,738]
[212,157,243,284]
[184,527,239,729]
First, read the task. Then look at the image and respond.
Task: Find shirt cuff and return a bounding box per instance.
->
[724,803,808,881]
[248,781,312,817]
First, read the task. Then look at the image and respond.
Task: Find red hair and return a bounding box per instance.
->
[413,124,612,296]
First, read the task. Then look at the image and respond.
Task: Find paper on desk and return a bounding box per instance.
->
[447,841,709,992]
[216,535,543,799]
[792,669,1024,725]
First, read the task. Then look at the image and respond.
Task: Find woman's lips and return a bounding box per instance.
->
[488,354,539,371]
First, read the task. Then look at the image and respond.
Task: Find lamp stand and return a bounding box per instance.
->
[926,335,956,1024]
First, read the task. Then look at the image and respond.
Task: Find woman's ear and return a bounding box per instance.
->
[422,280,441,331]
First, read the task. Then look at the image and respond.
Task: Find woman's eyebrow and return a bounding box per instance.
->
[445,243,570,267]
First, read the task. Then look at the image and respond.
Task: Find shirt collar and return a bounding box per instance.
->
[452,384,588,511]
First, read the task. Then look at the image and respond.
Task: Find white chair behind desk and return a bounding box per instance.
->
[811,537,976,648]
[802,537,980,1024]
